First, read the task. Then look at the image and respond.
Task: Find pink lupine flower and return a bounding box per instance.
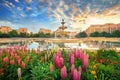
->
[54,53,63,69]
[69,52,72,62]
[69,53,74,66]
[74,49,83,59]
[15,55,20,60]
[74,49,80,59]
[82,54,89,71]
[22,44,27,53]
[78,66,82,80]
[5,48,10,55]
[78,49,82,59]
[18,59,21,66]
[54,54,57,64]
[71,65,82,80]
[3,57,9,63]
[73,69,78,80]
[17,68,21,78]
[10,60,15,65]
[10,51,15,57]
[70,64,75,79]
[73,69,81,80]
[57,50,61,57]
[60,66,67,80]
[21,61,26,69]
[78,66,82,73]
[59,57,64,67]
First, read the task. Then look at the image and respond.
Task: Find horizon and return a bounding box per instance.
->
[0,22,120,34]
[0,0,120,33]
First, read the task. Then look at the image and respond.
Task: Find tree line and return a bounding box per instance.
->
[0,30,53,38]
[76,30,120,38]
[1,30,120,38]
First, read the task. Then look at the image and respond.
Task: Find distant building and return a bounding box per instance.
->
[0,26,12,33]
[85,23,120,36]
[39,28,51,34]
[17,28,28,34]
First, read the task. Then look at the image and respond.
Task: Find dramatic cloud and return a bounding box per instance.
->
[15,0,19,3]
[0,0,120,33]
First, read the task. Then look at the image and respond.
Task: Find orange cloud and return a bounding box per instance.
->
[102,4,120,15]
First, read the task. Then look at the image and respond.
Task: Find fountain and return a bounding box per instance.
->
[58,19,67,39]
[45,19,83,49]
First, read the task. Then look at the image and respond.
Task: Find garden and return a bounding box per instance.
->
[0,45,120,80]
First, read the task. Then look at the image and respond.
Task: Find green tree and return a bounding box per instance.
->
[90,32,100,37]
[76,31,87,38]
[8,30,18,37]
[100,32,111,37]
[39,32,45,37]
[0,31,2,37]
[111,30,120,37]
[19,33,27,37]
[45,33,51,38]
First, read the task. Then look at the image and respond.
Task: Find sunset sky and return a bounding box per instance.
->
[0,0,120,33]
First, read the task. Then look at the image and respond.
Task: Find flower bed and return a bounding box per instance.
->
[0,45,120,80]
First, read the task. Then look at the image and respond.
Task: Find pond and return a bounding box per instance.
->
[0,40,120,51]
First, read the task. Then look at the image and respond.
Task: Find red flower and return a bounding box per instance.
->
[21,61,26,69]
[3,57,9,63]
[60,66,67,80]
[18,59,21,66]
[10,60,15,65]
[118,62,120,64]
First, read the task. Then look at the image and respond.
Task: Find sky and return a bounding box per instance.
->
[0,0,120,33]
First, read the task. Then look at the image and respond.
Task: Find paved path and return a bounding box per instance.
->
[0,37,120,44]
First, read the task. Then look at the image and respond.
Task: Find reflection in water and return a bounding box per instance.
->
[27,42,39,50]
[0,41,120,51]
